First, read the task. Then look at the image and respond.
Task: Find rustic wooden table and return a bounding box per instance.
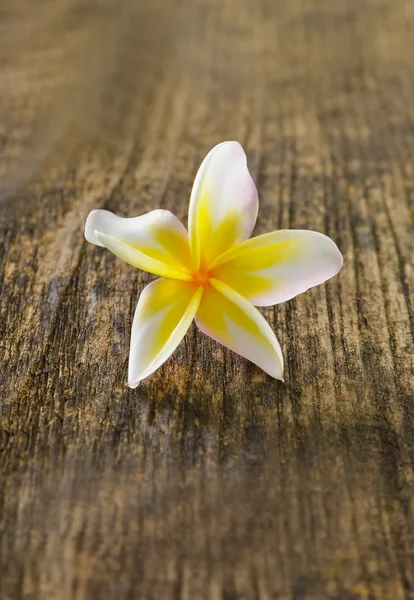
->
[1,0,413,598]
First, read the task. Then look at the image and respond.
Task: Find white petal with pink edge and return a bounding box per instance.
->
[211,230,343,306]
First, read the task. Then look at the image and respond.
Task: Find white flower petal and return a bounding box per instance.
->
[85,209,193,280]
[128,278,203,387]
[188,141,259,270]
[211,230,343,306]
[195,278,284,380]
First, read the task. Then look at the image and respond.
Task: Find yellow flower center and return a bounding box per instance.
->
[192,268,210,286]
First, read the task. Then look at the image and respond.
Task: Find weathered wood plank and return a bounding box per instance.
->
[1,0,413,598]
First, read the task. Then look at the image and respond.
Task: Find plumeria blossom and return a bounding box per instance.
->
[85,142,343,387]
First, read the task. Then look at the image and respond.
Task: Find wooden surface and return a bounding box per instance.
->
[1,0,414,598]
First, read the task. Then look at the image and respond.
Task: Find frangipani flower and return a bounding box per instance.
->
[85,142,343,388]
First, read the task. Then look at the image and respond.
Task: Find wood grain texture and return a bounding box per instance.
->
[1,0,413,598]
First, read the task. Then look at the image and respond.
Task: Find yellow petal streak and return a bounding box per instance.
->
[192,188,242,270]
[195,279,284,380]
[96,232,193,281]
[210,236,296,300]
[138,224,194,271]
[129,279,203,387]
